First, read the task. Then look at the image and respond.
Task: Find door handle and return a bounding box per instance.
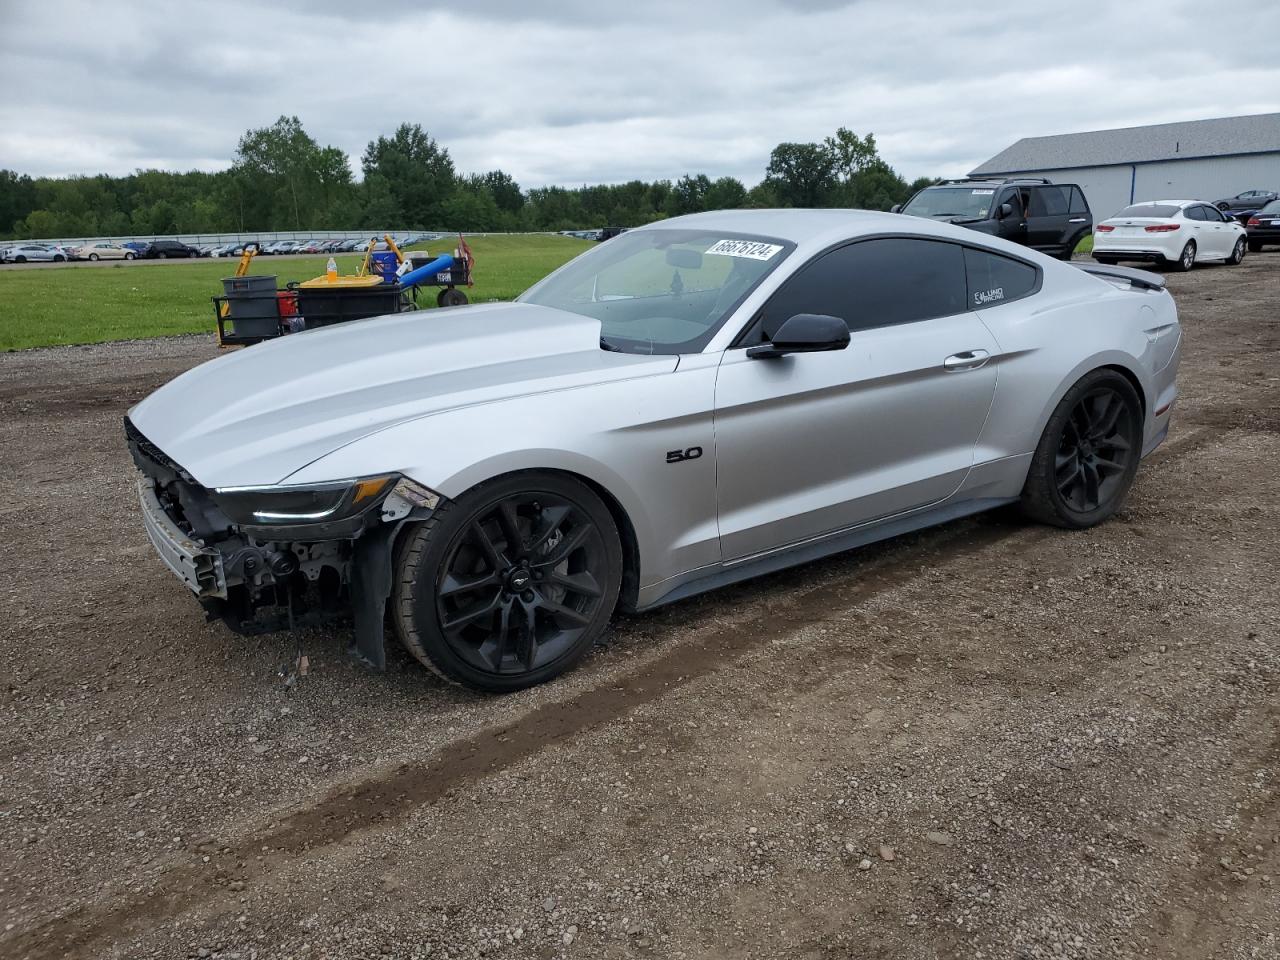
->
[943,350,990,371]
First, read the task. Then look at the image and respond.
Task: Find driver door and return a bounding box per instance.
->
[713,237,999,561]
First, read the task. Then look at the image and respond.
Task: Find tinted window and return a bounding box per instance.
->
[1259,200,1280,215]
[1115,204,1180,219]
[1068,186,1089,213]
[1201,206,1225,222]
[963,247,1039,309]
[1184,206,1205,221]
[756,238,967,339]
[1028,186,1069,216]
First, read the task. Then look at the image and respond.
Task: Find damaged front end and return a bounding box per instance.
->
[125,418,440,668]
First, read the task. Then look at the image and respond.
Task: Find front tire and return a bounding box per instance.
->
[1228,236,1246,265]
[437,287,469,307]
[1020,369,1143,529]
[393,472,623,692]
[125,252,136,260]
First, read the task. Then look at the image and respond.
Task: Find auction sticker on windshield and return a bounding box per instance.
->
[706,239,784,260]
[971,189,994,195]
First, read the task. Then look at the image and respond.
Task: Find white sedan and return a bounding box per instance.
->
[75,241,138,261]
[1092,200,1247,271]
[1,243,70,263]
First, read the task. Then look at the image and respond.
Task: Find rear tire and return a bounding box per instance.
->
[1167,241,1195,272]
[1020,369,1143,530]
[393,472,622,692]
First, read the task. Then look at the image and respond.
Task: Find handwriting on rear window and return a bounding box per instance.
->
[973,287,1005,306]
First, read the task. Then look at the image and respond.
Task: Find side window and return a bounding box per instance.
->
[963,247,1039,309]
[1068,186,1089,213]
[755,238,967,340]
[1184,205,1205,221]
[1028,186,1069,216]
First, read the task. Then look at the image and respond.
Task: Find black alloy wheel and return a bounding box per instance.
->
[1022,370,1143,529]
[1054,387,1138,514]
[394,473,622,691]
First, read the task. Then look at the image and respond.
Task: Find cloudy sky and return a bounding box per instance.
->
[2,0,1278,188]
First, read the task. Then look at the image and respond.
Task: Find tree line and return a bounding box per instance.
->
[0,116,937,240]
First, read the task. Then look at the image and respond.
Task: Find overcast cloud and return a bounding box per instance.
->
[2,0,1278,187]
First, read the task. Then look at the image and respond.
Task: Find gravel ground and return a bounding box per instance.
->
[1,253,1278,960]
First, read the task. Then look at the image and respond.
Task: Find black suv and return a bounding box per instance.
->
[893,178,1092,260]
[144,239,201,259]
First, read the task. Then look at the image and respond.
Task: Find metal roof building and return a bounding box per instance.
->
[970,113,1280,220]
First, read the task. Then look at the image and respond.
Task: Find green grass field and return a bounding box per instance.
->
[0,234,593,351]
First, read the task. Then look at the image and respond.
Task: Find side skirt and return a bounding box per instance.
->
[637,496,1017,612]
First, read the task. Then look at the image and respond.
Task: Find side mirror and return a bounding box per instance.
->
[889,203,902,214]
[998,202,1014,219]
[747,314,850,360]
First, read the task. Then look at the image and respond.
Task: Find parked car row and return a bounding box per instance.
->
[892,176,1277,271]
[0,234,442,264]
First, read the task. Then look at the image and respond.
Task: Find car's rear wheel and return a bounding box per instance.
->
[1021,369,1143,529]
[1167,240,1195,272]
[14,256,25,263]
[393,472,622,691]
[1228,236,1246,265]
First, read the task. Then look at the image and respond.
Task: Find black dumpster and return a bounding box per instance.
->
[295,284,405,329]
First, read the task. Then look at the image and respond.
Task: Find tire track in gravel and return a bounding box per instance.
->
[1,415,1255,960]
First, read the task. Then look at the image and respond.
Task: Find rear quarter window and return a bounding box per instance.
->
[963,247,1039,308]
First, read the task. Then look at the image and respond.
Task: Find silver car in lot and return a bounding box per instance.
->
[127,210,1181,691]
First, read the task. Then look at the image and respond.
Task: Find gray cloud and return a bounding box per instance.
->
[2,0,1277,188]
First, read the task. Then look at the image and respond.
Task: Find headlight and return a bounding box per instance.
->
[211,475,398,525]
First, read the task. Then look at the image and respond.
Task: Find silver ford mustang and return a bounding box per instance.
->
[127,210,1181,691]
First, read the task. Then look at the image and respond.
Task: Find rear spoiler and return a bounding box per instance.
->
[1071,262,1166,291]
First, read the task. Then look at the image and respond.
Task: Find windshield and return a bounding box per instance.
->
[519,228,794,354]
[902,186,997,220]
[1258,200,1280,215]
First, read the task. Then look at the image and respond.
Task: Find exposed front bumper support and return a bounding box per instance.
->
[137,478,227,598]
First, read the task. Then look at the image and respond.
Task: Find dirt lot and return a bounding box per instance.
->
[1,254,1278,960]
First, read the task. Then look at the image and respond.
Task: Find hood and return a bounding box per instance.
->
[128,302,676,488]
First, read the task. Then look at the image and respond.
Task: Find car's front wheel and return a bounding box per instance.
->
[124,252,136,260]
[1021,369,1143,529]
[1228,237,1247,265]
[393,472,623,691]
